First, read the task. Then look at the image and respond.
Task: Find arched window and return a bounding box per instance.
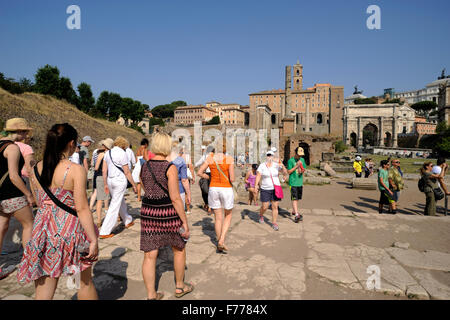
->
[271,114,276,124]
[317,114,323,124]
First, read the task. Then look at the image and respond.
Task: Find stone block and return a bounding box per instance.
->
[352,178,377,190]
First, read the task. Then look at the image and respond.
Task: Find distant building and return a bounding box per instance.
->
[438,80,450,123]
[414,116,436,135]
[248,61,344,137]
[220,107,246,125]
[174,105,218,125]
[116,117,151,134]
[393,71,450,105]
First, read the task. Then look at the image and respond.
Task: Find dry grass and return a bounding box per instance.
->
[0,88,144,159]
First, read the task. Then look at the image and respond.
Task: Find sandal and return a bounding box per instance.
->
[147,292,164,300]
[175,282,194,298]
[217,244,228,253]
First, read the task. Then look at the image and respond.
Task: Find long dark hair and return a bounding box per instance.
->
[41,123,78,187]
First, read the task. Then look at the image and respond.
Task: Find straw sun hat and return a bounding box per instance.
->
[4,118,33,132]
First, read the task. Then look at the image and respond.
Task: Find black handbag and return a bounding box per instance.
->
[108,151,132,188]
[434,187,445,201]
[33,166,78,217]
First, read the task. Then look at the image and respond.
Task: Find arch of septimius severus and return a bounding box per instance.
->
[343,103,416,148]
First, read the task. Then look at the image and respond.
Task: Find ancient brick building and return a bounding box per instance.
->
[248,61,344,137]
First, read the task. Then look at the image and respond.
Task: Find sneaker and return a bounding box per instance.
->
[186,210,191,215]
[259,215,264,224]
[292,211,296,216]
[294,214,301,223]
[0,265,16,280]
[272,223,279,231]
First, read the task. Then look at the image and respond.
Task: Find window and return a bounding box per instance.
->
[317,114,323,124]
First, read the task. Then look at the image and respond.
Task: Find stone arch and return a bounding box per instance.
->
[350,132,357,148]
[363,123,378,147]
[385,132,392,147]
[299,142,310,165]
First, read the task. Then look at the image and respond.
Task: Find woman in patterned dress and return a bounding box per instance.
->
[140,132,193,300]
[17,123,99,300]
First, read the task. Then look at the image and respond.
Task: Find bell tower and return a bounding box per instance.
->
[293,60,303,91]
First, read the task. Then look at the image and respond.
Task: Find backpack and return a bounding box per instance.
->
[418,176,426,192]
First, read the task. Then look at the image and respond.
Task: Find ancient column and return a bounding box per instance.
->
[378,116,384,146]
[285,66,292,117]
[343,116,348,145]
[392,106,398,147]
[357,117,363,148]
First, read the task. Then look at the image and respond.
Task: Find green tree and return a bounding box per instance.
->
[0,73,32,94]
[410,101,438,117]
[334,140,348,153]
[94,91,110,118]
[129,100,147,125]
[108,93,123,121]
[206,116,220,125]
[354,97,377,104]
[436,121,448,134]
[58,77,78,106]
[34,65,60,96]
[77,82,95,113]
[120,97,135,124]
[18,78,34,92]
[436,136,450,156]
[151,100,187,118]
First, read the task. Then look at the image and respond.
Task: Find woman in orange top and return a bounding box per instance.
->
[197,142,234,253]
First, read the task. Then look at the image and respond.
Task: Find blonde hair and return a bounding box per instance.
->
[114,136,129,150]
[150,132,172,156]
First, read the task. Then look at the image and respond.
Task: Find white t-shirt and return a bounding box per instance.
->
[126,148,136,170]
[432,165,442,187]
[69,152,80,164]
[105,147,129,178]
[257,162,282,190]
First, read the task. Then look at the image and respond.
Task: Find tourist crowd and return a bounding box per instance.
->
[0,117,448,299]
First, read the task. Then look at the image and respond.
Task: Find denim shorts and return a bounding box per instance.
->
[260,189,281,203]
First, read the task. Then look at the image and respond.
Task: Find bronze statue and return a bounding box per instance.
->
[439,68,446,80]
[353,85,363,95]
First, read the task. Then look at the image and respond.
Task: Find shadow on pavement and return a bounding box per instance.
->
[341,205,366,213]
[76,248,128,300]
[193,217,216,246]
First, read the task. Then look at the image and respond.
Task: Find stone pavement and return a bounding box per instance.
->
[1,176,450,300]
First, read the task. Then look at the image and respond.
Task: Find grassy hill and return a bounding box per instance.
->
[0,88,144,159]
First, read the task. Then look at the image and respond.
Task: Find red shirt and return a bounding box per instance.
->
[148,151,155,160]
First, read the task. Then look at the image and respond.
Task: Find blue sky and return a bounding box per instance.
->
[1,0,449,108]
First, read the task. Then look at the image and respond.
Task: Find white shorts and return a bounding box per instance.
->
[208,187,234,210]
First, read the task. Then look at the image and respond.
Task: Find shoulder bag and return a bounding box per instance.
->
[108,150,132,188]
[212,156,238,201]
[33,165,77,217]
[266,163,284,200]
